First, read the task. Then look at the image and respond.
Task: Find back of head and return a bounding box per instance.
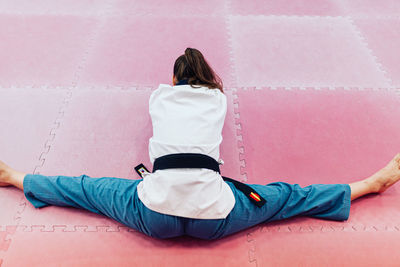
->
[173,48,224,93]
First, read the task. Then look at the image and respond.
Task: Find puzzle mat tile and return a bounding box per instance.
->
[2,227,253,267]
[229,16,390,88]
[0,15,96,87]
[18,88,242,228]
[0,0,109,16]
[0,226,17,263]
[79,16,233,88]
[352,17,400,87]
[342,0,400,17]
[0,88,66,226]
[229,0,345,16]
[236,87,400,228]
[247,228,400,267]
[113,0,226,16]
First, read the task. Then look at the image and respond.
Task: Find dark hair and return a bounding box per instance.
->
[173,48,224,93]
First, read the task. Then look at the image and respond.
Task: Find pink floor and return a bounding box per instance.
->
[1,1,400,266]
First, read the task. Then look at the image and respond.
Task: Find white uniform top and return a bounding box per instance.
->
[136,83,236,219]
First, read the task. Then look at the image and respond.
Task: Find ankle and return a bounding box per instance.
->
[364,177,381,193]
[6,170,26,190]
[6,170,17,184]
[0,168,10,183]
[1,168,23,185]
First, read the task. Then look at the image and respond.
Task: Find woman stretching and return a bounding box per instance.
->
[1,48,400,240]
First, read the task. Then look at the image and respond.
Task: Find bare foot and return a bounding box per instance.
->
[0,160,13,187]
[365,153,400,193]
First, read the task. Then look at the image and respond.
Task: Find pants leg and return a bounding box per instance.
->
[186,181,351,240]
[23,174,351,240]
[23,174,185,239]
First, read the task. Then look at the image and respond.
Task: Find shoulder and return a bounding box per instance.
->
[158,83,172,89]
[150,84,171,98]
[154,83,172,93]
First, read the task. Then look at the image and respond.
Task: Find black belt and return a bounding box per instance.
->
[135,153,266,207]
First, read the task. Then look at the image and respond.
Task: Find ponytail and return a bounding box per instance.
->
[173,48,224,93]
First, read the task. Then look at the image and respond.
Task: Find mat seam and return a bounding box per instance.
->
[225,0,246,183]
[347,16,394,87]
[224,14,400,19]
[1,223,399,233]
[226,4,257,264]
[232,87,246,182]
[1,2,116,264]
[224,0,237,89]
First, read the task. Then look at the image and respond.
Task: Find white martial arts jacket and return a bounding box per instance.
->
[136,83,236,219]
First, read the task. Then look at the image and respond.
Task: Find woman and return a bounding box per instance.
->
[1,48,400,240]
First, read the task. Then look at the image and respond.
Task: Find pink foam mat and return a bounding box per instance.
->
[1,1,400,266]
[352,17,400,86]
[0,15,97,87]
[80,16,233,87]
[0,1,109,16]
[236,87,400,229]
[230,0,345,16]
[342,0,400,17]
[2,227,253,267]
[114,0,226,16]
[0,88,66,226]
[229,16,391,88]
[246,227,400,266]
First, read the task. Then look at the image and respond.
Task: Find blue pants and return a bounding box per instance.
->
[23,174,351,240]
